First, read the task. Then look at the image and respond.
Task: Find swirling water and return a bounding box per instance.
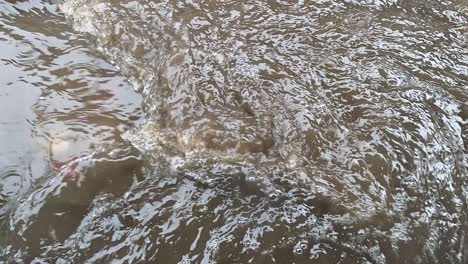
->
[1,0,468,263]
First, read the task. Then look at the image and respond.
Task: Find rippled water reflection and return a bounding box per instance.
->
[1,0,468,263]
[0,0,143,259]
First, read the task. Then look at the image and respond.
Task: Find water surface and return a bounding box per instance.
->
[0,0,143,259]
[1,0,468,263]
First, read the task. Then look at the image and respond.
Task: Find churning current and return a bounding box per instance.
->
[3,0,468,263]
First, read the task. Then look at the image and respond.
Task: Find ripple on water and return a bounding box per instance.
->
[1,0,468,263]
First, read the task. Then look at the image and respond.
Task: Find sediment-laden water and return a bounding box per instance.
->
[0,0,143,262]
[1,0,467,263]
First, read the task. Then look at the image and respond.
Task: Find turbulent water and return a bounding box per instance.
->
[1,0,468,263]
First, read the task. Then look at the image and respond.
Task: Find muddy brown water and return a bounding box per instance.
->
[1,0,467,263]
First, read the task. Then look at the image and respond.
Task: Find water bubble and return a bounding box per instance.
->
[293,240,308,255]
[294,247,303,255]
